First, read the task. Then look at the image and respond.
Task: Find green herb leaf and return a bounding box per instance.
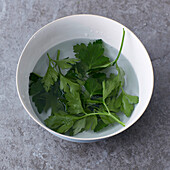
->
[42,57,58,92]
[29,78,44,96]
[114,93,123,108]
[65,62,88,82]
[60,74,80,93]
[84,77,102,97]
[102,63,125,100]
[120,88,139,117]
[73,40,110,70]
[73,118,86,135]
[94,119,108,132]
[29,73,46,113]
[31,89,64,114]
[60,74,85,114]
[91,72,107,82]
[85,115,97,130]
[44,111,78,131]
[106,97,120,113]
[123,92,139,104]
[44,94,64,113]
[121,95,134,117]
[100,113,120,124]
[65,90,85,114]
[73,43,87,58]
[116,63,125,86]
[102,73,119,100]
[57,121,74,133]
[29,72,42,82]
[32,92,46,113]
[29,73,64,114]
[55,57,80,69]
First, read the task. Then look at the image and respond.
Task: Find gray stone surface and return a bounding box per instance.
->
[0,0,170,169]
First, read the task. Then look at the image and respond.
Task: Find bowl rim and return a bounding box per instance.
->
[16,14,154,142]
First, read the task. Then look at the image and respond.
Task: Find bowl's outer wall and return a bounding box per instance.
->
[16,15,154,142]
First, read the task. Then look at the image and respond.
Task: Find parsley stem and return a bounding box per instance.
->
[86,99,103,104]
[57,50,60,60]
[111,28,125,66]
[92,28,125,69]
[79,112,125,127]
[56,50,61,74]
[47,53,51,62]
[80,112,110,118]
[103,101,125,127]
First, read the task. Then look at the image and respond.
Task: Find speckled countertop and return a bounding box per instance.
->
[0,0,170,169]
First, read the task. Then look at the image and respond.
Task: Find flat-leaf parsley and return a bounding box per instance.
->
[29,29,139,136]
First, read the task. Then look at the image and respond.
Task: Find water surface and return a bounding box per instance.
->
[30,38,139,137]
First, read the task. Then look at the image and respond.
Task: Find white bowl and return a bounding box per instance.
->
[16,14,154,143]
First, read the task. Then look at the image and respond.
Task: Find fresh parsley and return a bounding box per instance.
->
[29,29,139,136]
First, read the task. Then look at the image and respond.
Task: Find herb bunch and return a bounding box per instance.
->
[29,29,139,136]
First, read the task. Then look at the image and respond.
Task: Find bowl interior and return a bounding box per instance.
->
[16,15,153,141]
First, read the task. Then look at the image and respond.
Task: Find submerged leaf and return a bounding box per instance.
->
[84,77,102,97]
[85,116,97,131]
[42,64,58,92]
[45,111,78,131]
[120,89,139,117]
[73,118,86,135]
[94,119,108,132]
[102,74,119,100]
[65,90,85,114]
[60,74,80,93]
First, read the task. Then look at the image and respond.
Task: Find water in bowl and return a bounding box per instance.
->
[30,38,139,138]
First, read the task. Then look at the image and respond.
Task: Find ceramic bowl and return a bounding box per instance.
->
[16,15,154,143]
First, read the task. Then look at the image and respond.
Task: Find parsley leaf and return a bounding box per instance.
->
[106,97,120,113]
[94,118,108,132]
[44,111,78,131]
[31,86,64,114]
[116,63,125,86]
[65,62,88,83]
[72,118,86,135]
[123,91,139,104]
[119,87,139,117]
[100,113,120,124]
[84,77,102,97]
[60,74,85,114]
[42,54,58,92]
[29,78,44,96]
[85,115,97,131]
[44,84,64,113]
[73,43,87,58]
[60,74,80,93]
[32,92,46,113]
[102,73,119,100]
[29,72,41,82]
[54,57,79,69]
[65,90,85,114]
[29,73,64,114]
[102,80,125,126]
[102,63,125,100]
[91,72,106,82]
[29,73,46,113]
[73,40,110,70]
[57,121,74,134]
